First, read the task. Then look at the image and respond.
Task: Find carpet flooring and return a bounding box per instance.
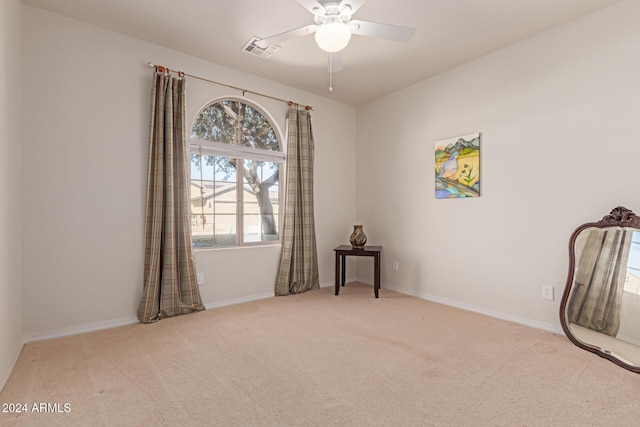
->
[2,282,640,426]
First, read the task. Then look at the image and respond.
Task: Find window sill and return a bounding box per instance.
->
[192,242,282,253]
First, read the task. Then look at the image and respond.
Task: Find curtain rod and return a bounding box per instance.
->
[147,62,313,111]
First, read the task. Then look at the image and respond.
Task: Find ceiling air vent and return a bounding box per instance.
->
[242,37,280,59]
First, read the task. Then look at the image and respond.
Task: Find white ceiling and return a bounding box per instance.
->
[22,0,622,106]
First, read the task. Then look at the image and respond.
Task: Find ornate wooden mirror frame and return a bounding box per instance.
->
[560,206,640,373]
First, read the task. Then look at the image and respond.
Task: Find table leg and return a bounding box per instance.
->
[335,251,340,295]
[374,252,380,298]
[341,255,346,287]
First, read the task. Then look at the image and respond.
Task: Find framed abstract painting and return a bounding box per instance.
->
[435,133,480,199]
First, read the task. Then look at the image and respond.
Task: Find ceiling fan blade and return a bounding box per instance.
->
[296,0,327,16]
[339,0,367,16]
[254,25,318,49]
[327,53,343,73]
[349,19,415,43]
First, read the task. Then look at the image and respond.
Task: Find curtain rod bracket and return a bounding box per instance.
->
[287,101,313,111]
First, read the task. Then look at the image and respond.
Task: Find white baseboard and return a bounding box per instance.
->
[23,292,279,344]
[204,292,274,309]
[617,334,640,346]
[319,280,333,288]
[356,277,564,335]
[0,338,25,393]
[24,316,139,344]
[319,276,358,289]
[21,279,562,349]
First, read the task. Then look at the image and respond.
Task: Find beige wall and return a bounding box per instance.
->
[22,6,357,339]
[20,0,639,343]
[355,0,640,332]
[0,0,23,391]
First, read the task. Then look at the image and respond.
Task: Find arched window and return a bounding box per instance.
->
[190,99,284,248]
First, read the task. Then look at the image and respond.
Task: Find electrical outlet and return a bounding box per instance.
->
[542,285,554,301]
[392,260,399,271]
[197,273,204,286]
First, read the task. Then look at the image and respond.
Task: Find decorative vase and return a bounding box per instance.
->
[349,225,367,248]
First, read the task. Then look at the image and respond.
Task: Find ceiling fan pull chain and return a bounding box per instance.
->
[329,54,333,92]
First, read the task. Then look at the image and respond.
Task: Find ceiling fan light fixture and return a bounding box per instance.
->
[314,22,351,53]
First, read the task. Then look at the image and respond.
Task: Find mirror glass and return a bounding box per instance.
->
[560,206,640,372]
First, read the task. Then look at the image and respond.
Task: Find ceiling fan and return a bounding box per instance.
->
[254,0,415,55]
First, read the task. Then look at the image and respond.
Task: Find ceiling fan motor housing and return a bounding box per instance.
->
[314,2,353,25]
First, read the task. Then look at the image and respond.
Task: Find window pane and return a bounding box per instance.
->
[215,157,236,182]
[191,179,214,209]
[215,185,237,214]
[191,214,213,248]
[190,153,200,180]
[243,214,260,243]
[214,214,236,246]
[191,154,214,180]
[625,231,640,294]
[192,103,229,143]
[241,104,280,151]
[243,160,279,242]
[190,168,238,248]
[190,144,215,246]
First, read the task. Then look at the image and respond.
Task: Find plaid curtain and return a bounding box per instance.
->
[138,71,205,323]
[275,108,319,295]
[568,228,632,336]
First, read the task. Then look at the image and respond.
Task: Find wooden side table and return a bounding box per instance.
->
[333,245,382,298]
